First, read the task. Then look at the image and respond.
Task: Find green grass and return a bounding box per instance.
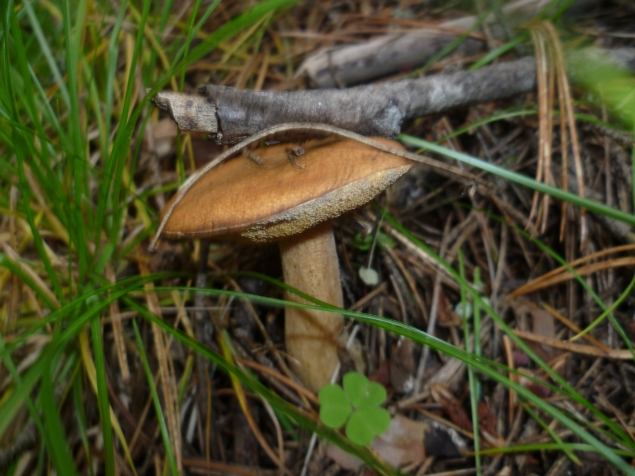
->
[1,0,635,474]
[1,0,306,473]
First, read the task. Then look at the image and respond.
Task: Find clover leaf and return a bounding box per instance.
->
[318,371,391,445]
[346,407,392,446]
[318,384,351,428]
[343,371,387,408]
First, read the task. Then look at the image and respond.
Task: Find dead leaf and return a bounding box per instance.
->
[370,415,428,467]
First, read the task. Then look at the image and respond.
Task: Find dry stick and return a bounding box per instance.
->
[541,302,612,353]
[384,245,428,324]
[545,22,587,249]
[139,258,183,473]
[296,0,599,88]
[154,58,537,144]
[513,329,634,360]
[149,123,487,251]
[236,359,319,405]
[297,23,485,89]
[553,34,571,243]
[106,263,131,383]
[527,28,548,232]
[259,397,285,474]
[542,26,556,235]
[508,255,635,299]
[507,241,635,307]
[414,216,453,395]
[502,335,516,429]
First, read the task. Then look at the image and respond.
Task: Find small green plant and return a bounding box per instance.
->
[352,231,395,251]
[318,371,391,445]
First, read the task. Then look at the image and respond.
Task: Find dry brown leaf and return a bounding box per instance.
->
[370,415,428,467]
[324,414,428,471]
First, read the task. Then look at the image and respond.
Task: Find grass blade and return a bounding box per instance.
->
[132,319,179,475]
[40,352,79,476]
[399,134,635,227]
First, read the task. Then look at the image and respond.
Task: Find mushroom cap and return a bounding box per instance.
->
[160,136,412,243]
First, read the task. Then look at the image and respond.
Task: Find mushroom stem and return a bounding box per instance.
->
[279,221,344,393]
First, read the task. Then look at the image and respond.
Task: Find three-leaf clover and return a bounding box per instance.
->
[318,371,391,445]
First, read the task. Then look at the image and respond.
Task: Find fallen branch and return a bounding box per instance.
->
[152,48,635,145]
[514,329,634,360]
[154,57,535,144]
[297,0,593,88]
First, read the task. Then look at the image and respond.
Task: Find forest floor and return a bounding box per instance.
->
[1,0,635,475]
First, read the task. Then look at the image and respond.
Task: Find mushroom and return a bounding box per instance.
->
[159,136,411,392]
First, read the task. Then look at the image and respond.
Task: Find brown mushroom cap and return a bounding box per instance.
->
[161,137,412,243]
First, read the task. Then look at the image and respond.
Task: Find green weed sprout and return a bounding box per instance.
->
[352,231,396,251]
[318,371,391,445]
